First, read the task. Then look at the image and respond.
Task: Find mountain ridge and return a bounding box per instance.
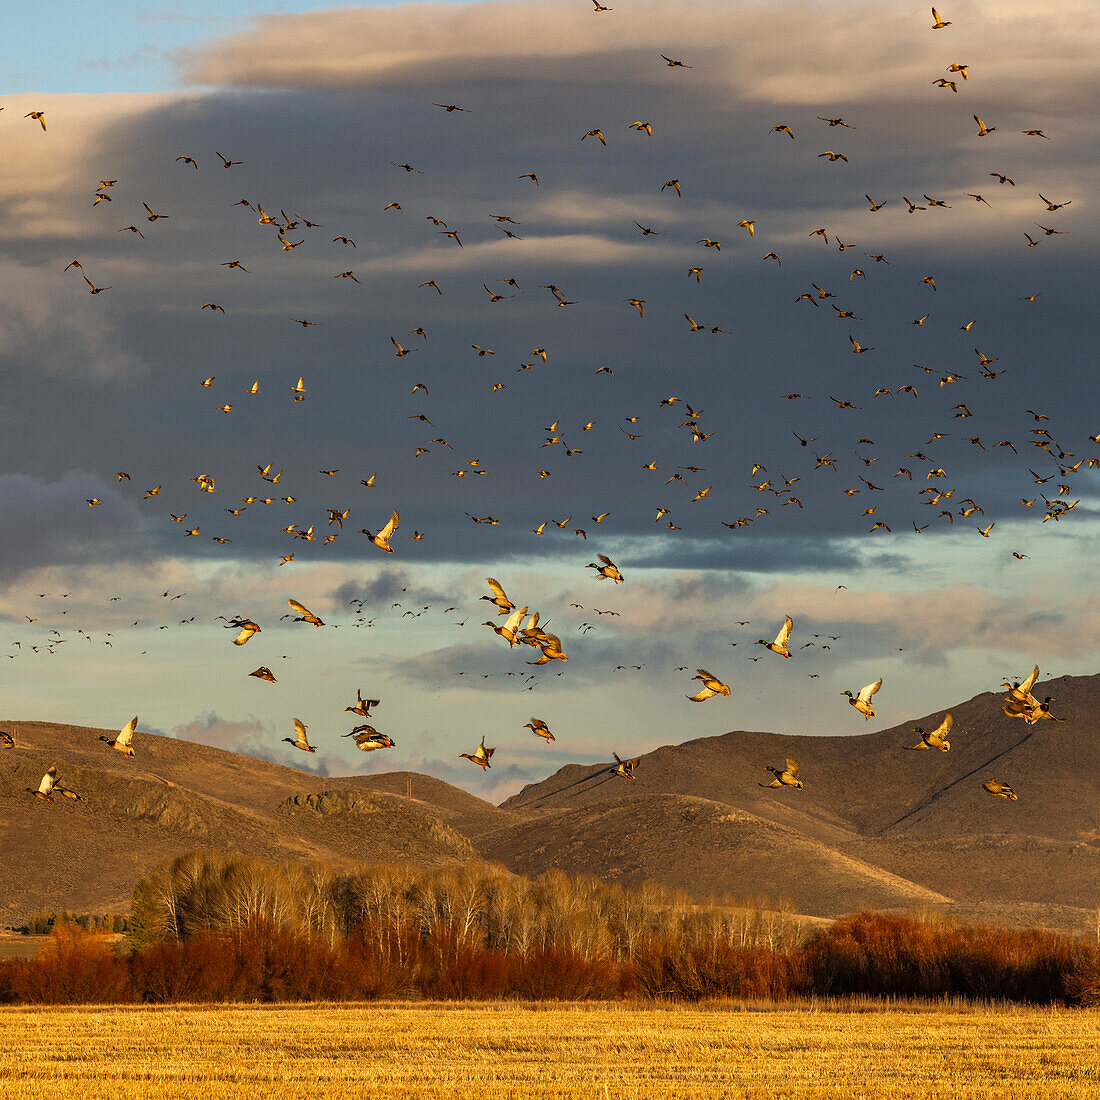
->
[1,672,1096,931]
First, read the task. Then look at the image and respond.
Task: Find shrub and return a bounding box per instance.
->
[804,912,1100,1005]
[10,922,130,1004]
[631,936,806,1001]
[130,933,240,1002]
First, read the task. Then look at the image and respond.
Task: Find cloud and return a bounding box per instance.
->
[382,639,541,689]
[0,262,143,380]
[174,710,327,775]
[179,1,1100,103]
[337,746,545,804]
[0,473,151,584]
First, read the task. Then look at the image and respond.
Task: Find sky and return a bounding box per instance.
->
[1,0,1098,802]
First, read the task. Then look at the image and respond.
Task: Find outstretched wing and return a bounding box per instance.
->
[38,768,57,796]
[501,606,526,637]
[293,718,309,748]
[287,598,312,618]
[378,510,399,541]
[1017,665,1040,696]
[785,758,800,778]
[857,679,882,706]
[929,712,953,740]
[485,577,508,601]
[688,687,717,702]
[775,616,793,647]
[598,553,614,567]
[117,716,138,747]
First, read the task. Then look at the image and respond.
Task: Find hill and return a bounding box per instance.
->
[0,720,497,917]
[498,673,1099,927]
[1,672,1097,930]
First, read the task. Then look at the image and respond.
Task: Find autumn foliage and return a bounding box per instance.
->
[1,855,1095,1006]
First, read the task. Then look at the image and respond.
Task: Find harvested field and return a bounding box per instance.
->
[1,1001,1096,1099]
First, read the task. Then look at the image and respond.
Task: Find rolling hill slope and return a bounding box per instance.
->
[1,673,1096,929]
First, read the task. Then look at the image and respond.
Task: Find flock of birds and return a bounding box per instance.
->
[6,5,1087,814]
[15,586,1049,803]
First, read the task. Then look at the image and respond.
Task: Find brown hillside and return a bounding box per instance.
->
[0,721,490,917]
[1,673,1096,931]
[332,770,520,838]
[481,793,949,917]
[501,674,1099,845]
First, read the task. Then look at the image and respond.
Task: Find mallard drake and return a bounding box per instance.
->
[687,669,731,702]
[1001,667,1058,722]
[343,725,394,752]
[345,690,380,718]
[842,679,882,720]
[906,713,952,751]
[481,578,514,614]
[288,598,324,626]
[361,510,399,552]
[100,717,138,757]
[1022,697,1061,724]
[460,736,494,770]
[524,718,555,743]
[588,554,624,583]
[983,778,1017,800]
[756,615,793,658]
[485,606,527,646]
[760,758,802,789]
[612,752,639,780]
[283,718,315,753]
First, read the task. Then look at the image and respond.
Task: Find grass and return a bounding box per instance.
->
[1,1001,1097,1099]
[0,935,47,960]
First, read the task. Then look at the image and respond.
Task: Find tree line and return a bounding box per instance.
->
[1,852,1096,1006]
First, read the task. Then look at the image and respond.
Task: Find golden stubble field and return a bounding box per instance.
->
[1,1001,1097,1100]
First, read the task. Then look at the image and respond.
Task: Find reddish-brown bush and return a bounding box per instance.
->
[130,933,240,1002]
[422,944,625,1001]
[8,923,131,1004]
[342,917,424,998]
[631,936,806,1001]
[804,912,1100,1005]
[2,899,1096,1006]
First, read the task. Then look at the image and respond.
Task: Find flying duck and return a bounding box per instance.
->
[842,679,882,720]
[687,669,731,702]
[761,758,802,789]
[460,736,494,770]
[100,717,138,757]
[283,718,315,753]
[906,713,952,751]
[757,615,793,657]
